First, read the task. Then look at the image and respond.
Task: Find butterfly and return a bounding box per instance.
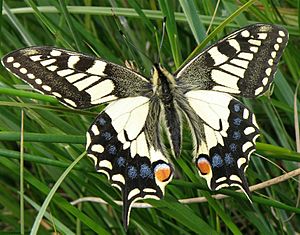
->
[1,23,288,228]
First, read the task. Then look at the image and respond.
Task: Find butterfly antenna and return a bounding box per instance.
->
[111,9,153,67]
[157,16,167,64]
[119,30,153,65]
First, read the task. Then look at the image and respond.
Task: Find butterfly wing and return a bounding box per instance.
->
[175,24,287,197]
[179,90,259,197]
[175,24,288,98]
[1,46,150,109]
[86,96,173,228]
[1,47,173,227]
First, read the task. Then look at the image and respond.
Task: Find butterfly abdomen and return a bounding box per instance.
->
[162,98,182,157]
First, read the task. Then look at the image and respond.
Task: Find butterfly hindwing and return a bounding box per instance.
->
[183,90,259,196]
[176,24,288,98]
[1,46,150,109]
[86,96,173,228]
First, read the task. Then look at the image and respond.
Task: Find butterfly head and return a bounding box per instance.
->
[151,63,176,91]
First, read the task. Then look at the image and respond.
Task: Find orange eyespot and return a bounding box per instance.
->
[197,157,211,175]
[154,163,172,182]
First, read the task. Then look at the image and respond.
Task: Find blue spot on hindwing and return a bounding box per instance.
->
[211,154,223,168]
[229,143,237,152]
[108,145,117,155]
[128,166,137,179]
[98,117,106,126]
[233,117,242,126]
[140,164,153,178]
[116,156,125,167]
[224,153,234,166]
[232,131,241,140]
[233,103,241,112]
[101,131,112,141]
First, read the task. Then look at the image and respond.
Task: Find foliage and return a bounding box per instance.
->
[0,0,299,234]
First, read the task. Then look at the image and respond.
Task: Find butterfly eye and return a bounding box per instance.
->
[150,67,155,75]
[154,163,172,182]
[158,64,164,71]
[196,156,211,175]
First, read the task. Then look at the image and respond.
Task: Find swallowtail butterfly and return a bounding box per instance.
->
[1,23,288,228]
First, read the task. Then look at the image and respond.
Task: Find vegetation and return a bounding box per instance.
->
[0,0,299,234]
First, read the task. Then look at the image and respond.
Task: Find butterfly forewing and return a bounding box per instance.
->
[176,24,288,98]
[1,46,150,109]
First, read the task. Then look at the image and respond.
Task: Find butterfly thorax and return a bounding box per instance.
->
[151,64,182,157]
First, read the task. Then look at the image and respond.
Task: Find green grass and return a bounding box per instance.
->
[0,0,299,234]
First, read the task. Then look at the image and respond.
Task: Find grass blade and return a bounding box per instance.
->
[30,152,85,235]
[179,0,206,43]
[158,0,182,67]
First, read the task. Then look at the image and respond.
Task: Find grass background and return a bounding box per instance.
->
[0,0,299,234]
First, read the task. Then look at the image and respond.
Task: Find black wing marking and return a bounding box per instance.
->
[86,96,173,228]
[181,90,259,197]
[175,24,288,98]
[1,46,150,109]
